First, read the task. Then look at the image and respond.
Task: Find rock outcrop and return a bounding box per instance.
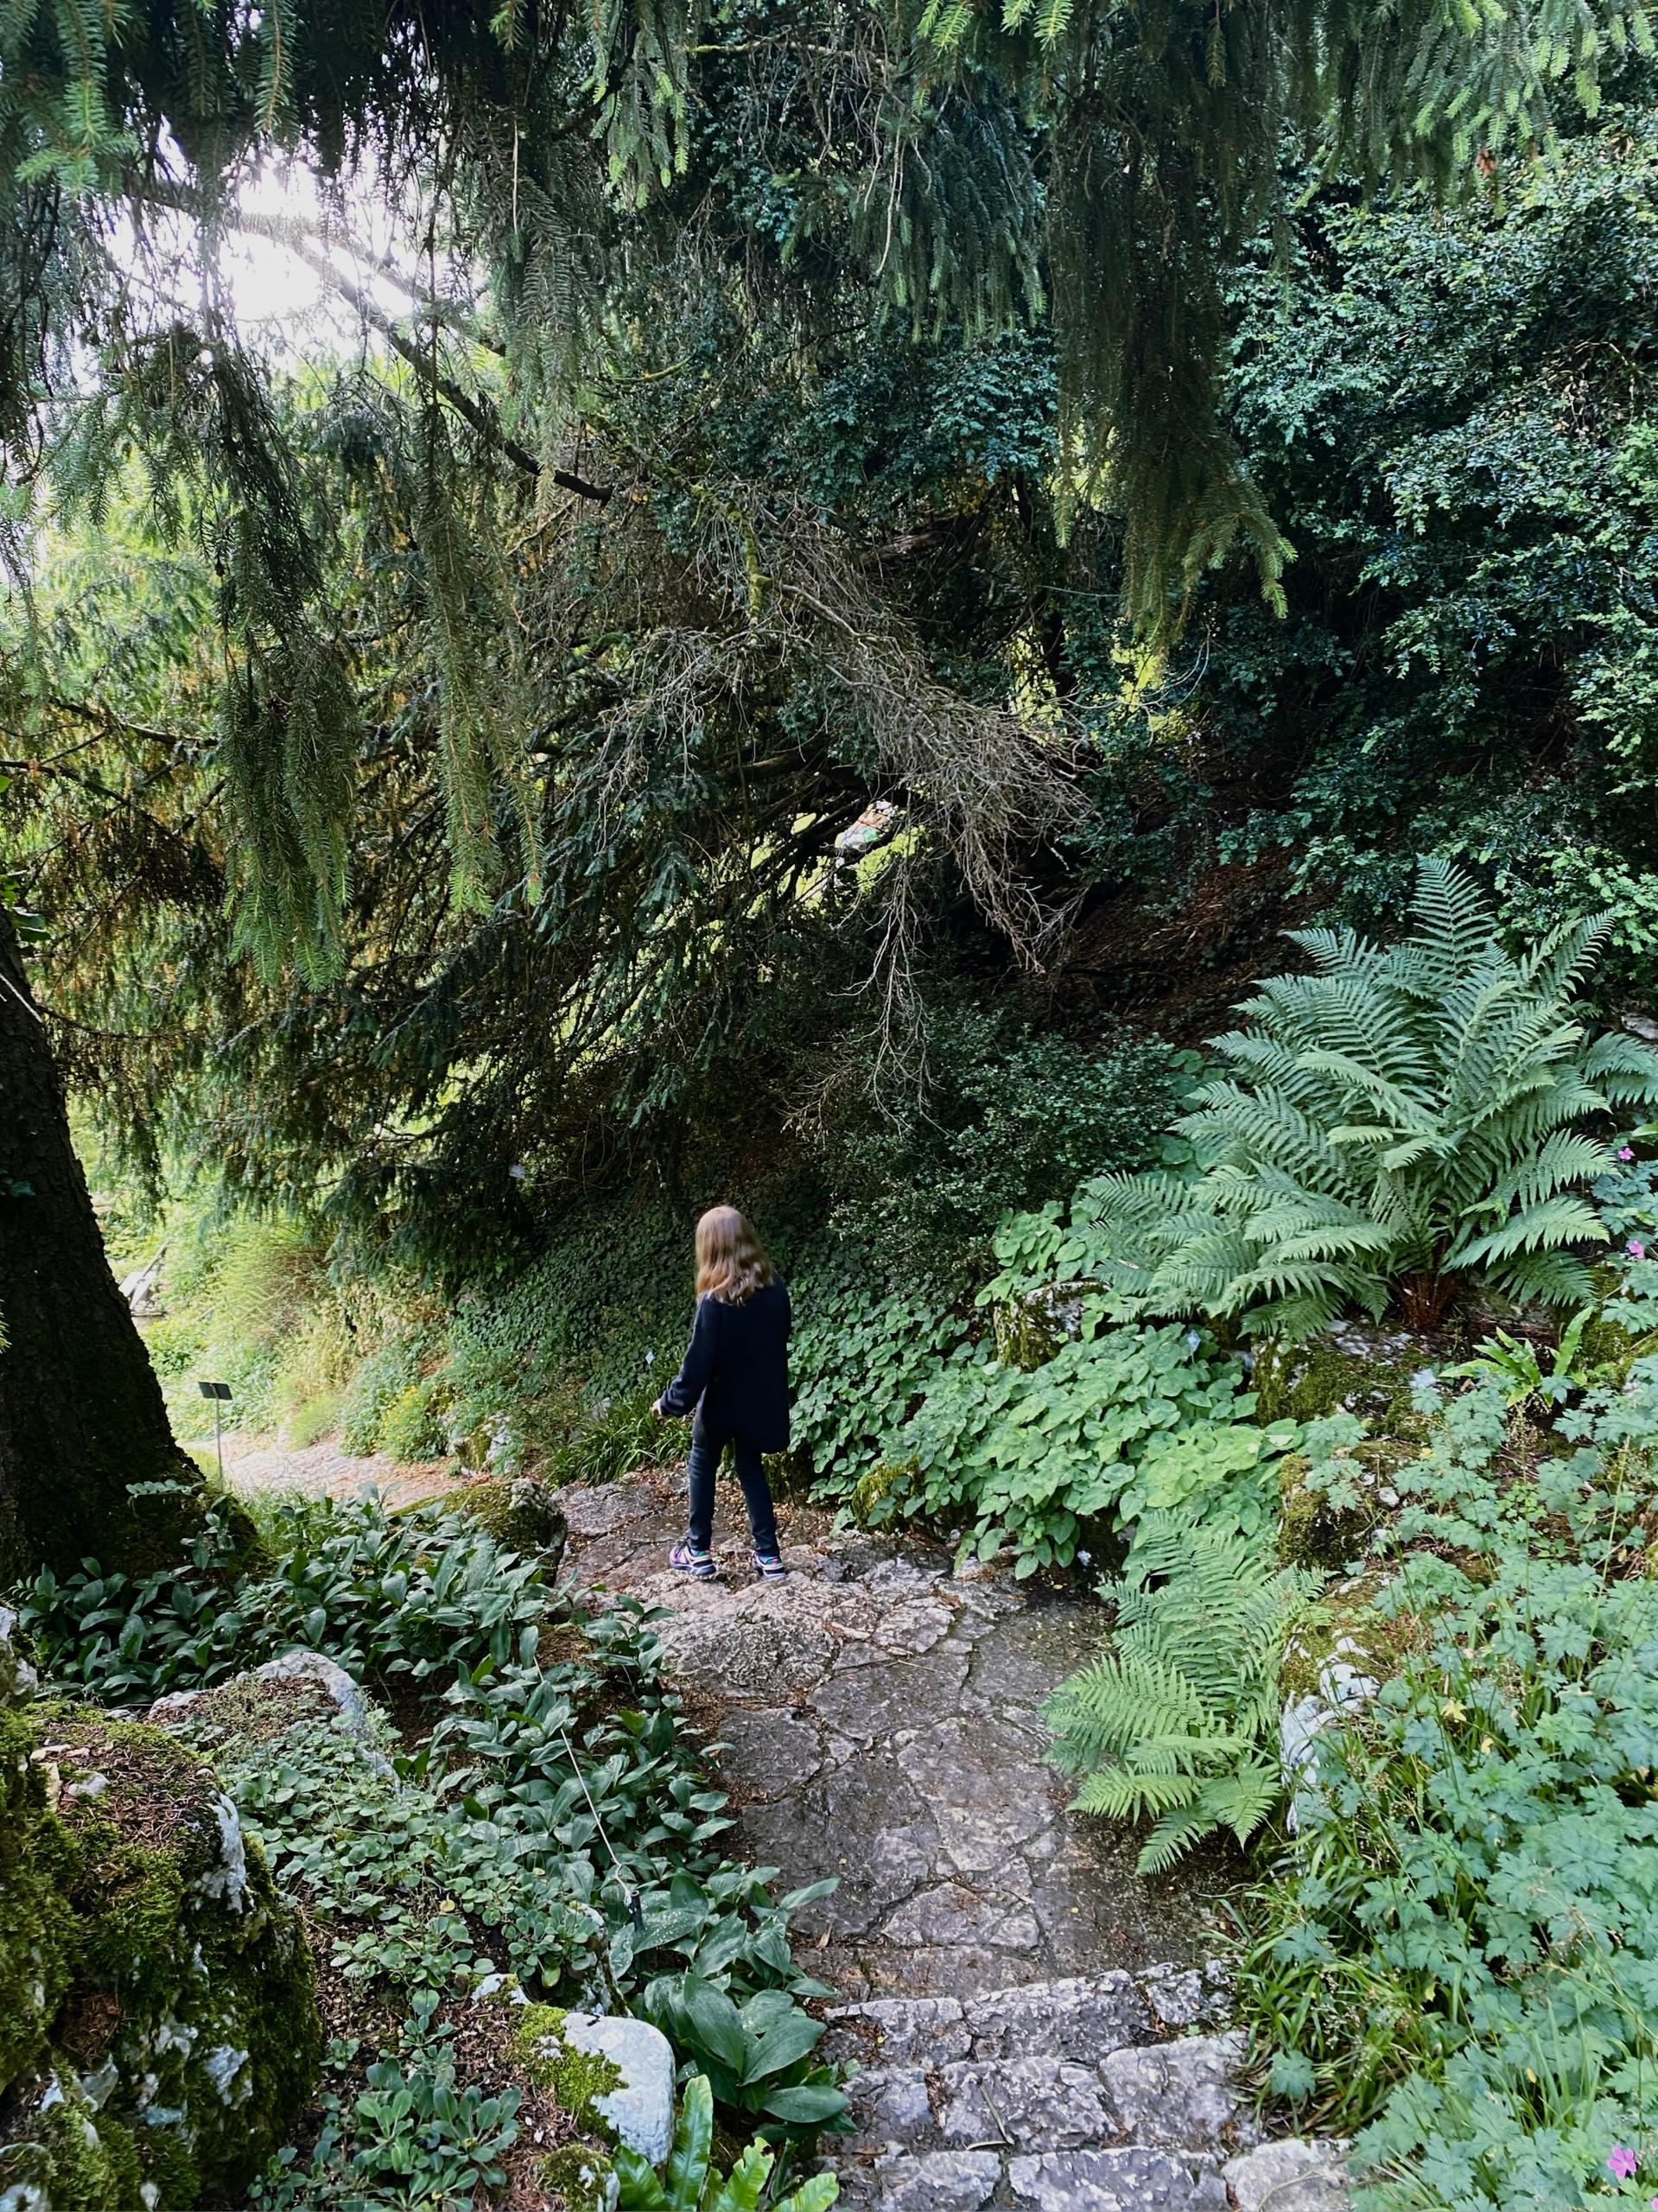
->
[0,1612,320,2208]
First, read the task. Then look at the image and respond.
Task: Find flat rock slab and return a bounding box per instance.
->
[1008,2148,1230,2212]
[556,1470,1216,1999]
[1224,2141,1351,2212]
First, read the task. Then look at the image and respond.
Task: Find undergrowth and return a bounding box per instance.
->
[16,1492,846,2203]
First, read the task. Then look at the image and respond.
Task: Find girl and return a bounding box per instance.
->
[653,1205,791,1580]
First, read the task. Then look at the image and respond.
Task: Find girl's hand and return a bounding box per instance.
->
[652,1396,668,1418]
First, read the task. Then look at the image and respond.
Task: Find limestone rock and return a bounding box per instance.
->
[0,1699,319,2207]
[565,2013,676,2165]
[1098,2032,1250,2150]
[512,2004,676,2165]
[937,2056,1113,2151]
[149,1646,395,1778]
[868,2149,1003,2212]
[454,1475,569,1569]
[845,2064,936,2150]
[1136,1961,1233,2032]
[1223,2139,1351,2212]
[963,1974,1153,2064]
[825,1997,971,2066]
[1007,2146,1229,2212]
[1280,1642,1378,1837]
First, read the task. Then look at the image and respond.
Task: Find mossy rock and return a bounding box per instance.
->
[456,1476,569,1568]
[509,2000,673,2164]
[1280,1575,1403,1703]
[1578,1312,1658,1382]
[992,1284,1093,1372]
[511,2003,626,2129]
[1253,1326,1433,1439]
[538,2136,619,2212]
[0,1699,321,2209]
[848,1459,913,1532]
[1277,1440,1413,1573]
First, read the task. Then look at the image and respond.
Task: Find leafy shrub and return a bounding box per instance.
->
[376,1375,453,1463]
[1045,1522,1320,1871]
[872,1321,1299,1575]
[635,1980,844,2135]
[1236,1363,1658,2209]
[547,1384,677,1485]
[441,1196,691,1463]
[1074,861,1658,1340]
[339,1332,434,1455]
[788,1250,969,1483]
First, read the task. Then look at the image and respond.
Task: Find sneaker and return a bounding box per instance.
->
[753,1550,789,1580]
[670,1542,716,1580]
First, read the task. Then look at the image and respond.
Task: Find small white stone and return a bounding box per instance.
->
[562,2012,677,2166]
[203,2045,251,2104]
[78,2059,120,2111]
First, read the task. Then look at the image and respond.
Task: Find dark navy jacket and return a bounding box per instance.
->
[657,1279,791,1450]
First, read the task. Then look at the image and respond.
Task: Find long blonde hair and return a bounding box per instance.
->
[695,1206,775,1305]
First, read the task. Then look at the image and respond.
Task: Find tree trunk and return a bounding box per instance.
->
[0,901,207,1580]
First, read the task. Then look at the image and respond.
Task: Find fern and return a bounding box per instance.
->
[1045,1524,1320,1873]
[1077,859,1658,1340]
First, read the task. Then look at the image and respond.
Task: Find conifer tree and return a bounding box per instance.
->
[0,900,211,1578]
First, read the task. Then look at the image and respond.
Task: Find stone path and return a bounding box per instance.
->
[554,1471,1350,2212]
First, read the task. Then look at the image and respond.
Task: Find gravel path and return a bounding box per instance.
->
[218,1433,461,1512]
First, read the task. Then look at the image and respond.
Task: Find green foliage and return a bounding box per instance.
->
[1236,1363,1658,2210]
[1075,861,1658,1340]
[788,1254,970,1485]
[614,2075,839,2212]
[254,1993,522,2210]
[1045,1523,1320,1872]
[635,1980,846,2135]
[438,1198,690,1469]
[16,1489,550,1702]
[817,1008,1187,1277]
[871,1321,1297,1575]
[16,1492,844,2157]
[339,1332,439,1457]
[1442,1306,1598,1409]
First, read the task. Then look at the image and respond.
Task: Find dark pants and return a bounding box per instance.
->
[686,1425,779,1554]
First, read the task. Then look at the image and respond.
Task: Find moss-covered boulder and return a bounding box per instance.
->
[1277,1440,1414,1573]
[0,1697,321,2208]
[1253,1324,1435,1437]
[455,1475,569,1569]
[510,1999,672,2163]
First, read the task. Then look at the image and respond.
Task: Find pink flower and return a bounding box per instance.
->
[1621,1147,1636,1161]
[1608,2147,1639,2181]
[1629,1241,1647,1261]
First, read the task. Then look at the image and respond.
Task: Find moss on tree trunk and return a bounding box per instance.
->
[0,902,209,1580]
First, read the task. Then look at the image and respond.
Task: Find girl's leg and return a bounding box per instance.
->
[685,1427,725,1550]
[730,1439,780,1557]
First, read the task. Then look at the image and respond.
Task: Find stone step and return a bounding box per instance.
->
[824,1961,1231,2073]
[833,2138,1349,2212]
[839,2032,1255,2161]
[1008,2146,1229,2212]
